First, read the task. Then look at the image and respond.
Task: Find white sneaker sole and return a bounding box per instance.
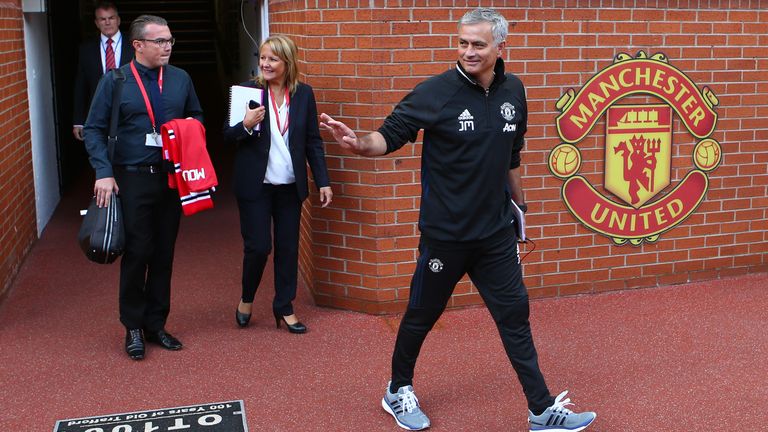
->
[529,415,596,432]
[381,397,429,431]
[530,428,588,432]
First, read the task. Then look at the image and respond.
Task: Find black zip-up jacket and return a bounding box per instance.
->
[378,58,527,243]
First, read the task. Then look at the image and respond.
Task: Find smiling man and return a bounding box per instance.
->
[84,15,203,361]
[321,8,596,432]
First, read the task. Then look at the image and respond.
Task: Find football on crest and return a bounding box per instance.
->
[693,139,721,171]
[549,144,581,178]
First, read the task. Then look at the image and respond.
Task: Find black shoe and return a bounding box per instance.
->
[273,311,307,334]
[144,329,183,350]
[125,329,145,360]
[235,305,251,328]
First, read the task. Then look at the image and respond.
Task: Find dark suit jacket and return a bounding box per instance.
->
[73,34,133,126]
[223,81,331,202]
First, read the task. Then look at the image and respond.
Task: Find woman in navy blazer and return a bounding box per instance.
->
[224,35,332,333]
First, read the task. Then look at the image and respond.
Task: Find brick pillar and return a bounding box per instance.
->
[0,2,37,300]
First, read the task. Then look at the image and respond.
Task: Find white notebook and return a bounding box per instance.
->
[228,85,264,128]
[511,200,526,242]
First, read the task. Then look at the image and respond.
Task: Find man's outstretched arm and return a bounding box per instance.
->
[320,113,387,157]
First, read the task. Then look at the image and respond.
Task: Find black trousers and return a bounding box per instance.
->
[115,168,181,332]
[237,183,301,316]
[390,233,554,413]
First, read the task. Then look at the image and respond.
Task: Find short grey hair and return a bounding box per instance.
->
[129,15,168,42]
[458,8,509,46]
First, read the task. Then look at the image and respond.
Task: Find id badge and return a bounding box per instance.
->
[145,132,162,147]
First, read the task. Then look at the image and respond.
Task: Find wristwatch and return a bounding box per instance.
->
[517,202,528,214]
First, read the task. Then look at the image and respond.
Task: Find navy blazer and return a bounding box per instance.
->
[223,81,331,202]
[73,34,134,125]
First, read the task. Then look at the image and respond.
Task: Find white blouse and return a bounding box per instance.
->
[264,89,295,185]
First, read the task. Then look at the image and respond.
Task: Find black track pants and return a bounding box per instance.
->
[390,233,554,413]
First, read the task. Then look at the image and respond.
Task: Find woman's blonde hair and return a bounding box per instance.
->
[254,35,299,95]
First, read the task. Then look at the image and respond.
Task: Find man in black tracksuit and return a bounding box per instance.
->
[321,8,595,432]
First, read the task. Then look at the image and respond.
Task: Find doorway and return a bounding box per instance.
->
[46,0,265,198]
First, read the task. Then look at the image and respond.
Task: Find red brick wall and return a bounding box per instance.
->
[273,1,767,314]
[0,1,37,300]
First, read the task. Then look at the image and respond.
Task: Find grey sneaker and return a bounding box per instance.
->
[528,391,596,432]
[381,381,431,430]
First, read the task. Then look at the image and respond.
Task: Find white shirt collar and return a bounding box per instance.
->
[100,31,122,46]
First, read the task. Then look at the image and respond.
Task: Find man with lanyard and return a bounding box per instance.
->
[84,15,203,361]
[321,8,596,432]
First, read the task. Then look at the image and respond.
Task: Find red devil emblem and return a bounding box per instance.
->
[613,134,661,205]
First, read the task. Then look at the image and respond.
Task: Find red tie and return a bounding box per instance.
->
[105,38,116,71]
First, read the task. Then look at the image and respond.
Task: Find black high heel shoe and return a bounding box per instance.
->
[235,304,251,328]
[273,311,307,334]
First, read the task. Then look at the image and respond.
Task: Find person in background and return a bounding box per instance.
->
[321,8,596,432]
[73,1,133,142]
[224,35,332,334]
[84,15,203,360]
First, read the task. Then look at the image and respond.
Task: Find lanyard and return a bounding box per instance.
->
[269,87,290,136]
[129,62,163,131]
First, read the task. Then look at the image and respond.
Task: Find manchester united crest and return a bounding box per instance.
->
[549,51,721,246]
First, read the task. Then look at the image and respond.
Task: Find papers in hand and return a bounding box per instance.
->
[228,85,264,129]
[511,200,526,242]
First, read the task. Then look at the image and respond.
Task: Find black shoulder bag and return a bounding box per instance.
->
[78,68,127,264]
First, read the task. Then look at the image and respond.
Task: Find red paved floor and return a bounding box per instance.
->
[1,185,767,431]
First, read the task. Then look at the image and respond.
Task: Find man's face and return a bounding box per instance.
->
[457,22,504,79]
[94,7,120,38]
[134,24,173,69]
